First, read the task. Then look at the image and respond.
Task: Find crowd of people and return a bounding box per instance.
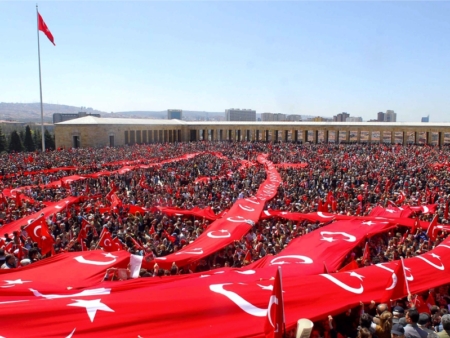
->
[1,141,450,335]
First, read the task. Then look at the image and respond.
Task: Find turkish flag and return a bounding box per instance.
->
[99,229,115,252]
[149,225,155,235]
[23,216,54,255]
[113,237,124,251]
[427,215,438,241]
[38,12,55,46]
[362,242,370,263]
[164,230,175,244]
[130,237,144,251]
[264,266,285,338]
[339,259,359,272]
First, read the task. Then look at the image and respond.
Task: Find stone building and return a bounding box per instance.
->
[55,116,450,148]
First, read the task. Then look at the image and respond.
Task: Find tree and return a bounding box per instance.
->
[8,130,23,152]
[33,128,42,151]
[24,125,35,152]
[44,129,55,150]
[0,127,6,153]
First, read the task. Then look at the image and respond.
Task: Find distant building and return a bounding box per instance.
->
[312,116,327,122]
[168,109,183,120]
[385,110,396,122]
[261,113,274,121]
[333,112,350,122]
[377,112,385,122]
[262,113,299,121]
[421,115,429,122]
[346,117,363,122]
[286,114,302,121]
[53,112,101,124]
[225,109,256,122]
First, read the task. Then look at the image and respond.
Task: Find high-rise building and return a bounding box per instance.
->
[225,109,256,121]
[421,115,430,122]
[384,110,396,122]
[333,112,350,122]
[377,112,385,122]
[168,109,183,120]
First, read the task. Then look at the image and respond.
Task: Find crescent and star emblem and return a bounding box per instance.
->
[209,283,267,317]
[320,271,364,294]
[207,230,231,239]
[270,255,313,266]
[74,253,118,266]
[320,231,356,243]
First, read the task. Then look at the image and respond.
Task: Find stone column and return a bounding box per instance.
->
[439,132,445,147]
[294,130,298,143]
[302,130,308,143]
[324,130,329,143]
[403,131,408,146]
[391,131,395,144]
[379,131,383,144]
[368,130,372,144]
[414,132,418,144]
[426,132,432,145]
[312,130,318,144]
[356,130,361,143]
[334,130,339,143]
[345,130,350,143]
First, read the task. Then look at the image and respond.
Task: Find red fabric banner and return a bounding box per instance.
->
[150,155,282,269]
[3,239,450,337]
[255,219,394,273]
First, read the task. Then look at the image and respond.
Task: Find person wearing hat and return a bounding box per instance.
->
[392,323,405,338]
[393,306,405,324]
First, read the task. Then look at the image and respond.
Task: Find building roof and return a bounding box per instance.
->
[56,116,450,128]
[56,116,185,125]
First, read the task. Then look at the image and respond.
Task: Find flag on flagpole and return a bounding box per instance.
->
[338,259,359,272]
[362,242,370,264]
[38,12,55,45]
[427,215,438,241]
[264,266,285,338]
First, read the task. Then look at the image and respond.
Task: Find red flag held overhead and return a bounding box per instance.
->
[38,12,55,46]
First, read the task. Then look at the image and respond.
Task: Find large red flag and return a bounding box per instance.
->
[264,266,285,338]
[23,216,54,255]
[38,12,55,46]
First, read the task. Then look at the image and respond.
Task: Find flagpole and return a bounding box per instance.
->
[36,4,46,152]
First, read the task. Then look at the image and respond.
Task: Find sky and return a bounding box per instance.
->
[1,1,450,122]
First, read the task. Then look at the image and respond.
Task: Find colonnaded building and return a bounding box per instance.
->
[55,116,450,149]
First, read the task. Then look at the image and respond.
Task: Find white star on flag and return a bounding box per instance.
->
[67,299,114,322]
[362,221,375,226]
[103,253,118,259]
[3,279,32,285]
[431,253,440,259]
[1,279,32,288]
